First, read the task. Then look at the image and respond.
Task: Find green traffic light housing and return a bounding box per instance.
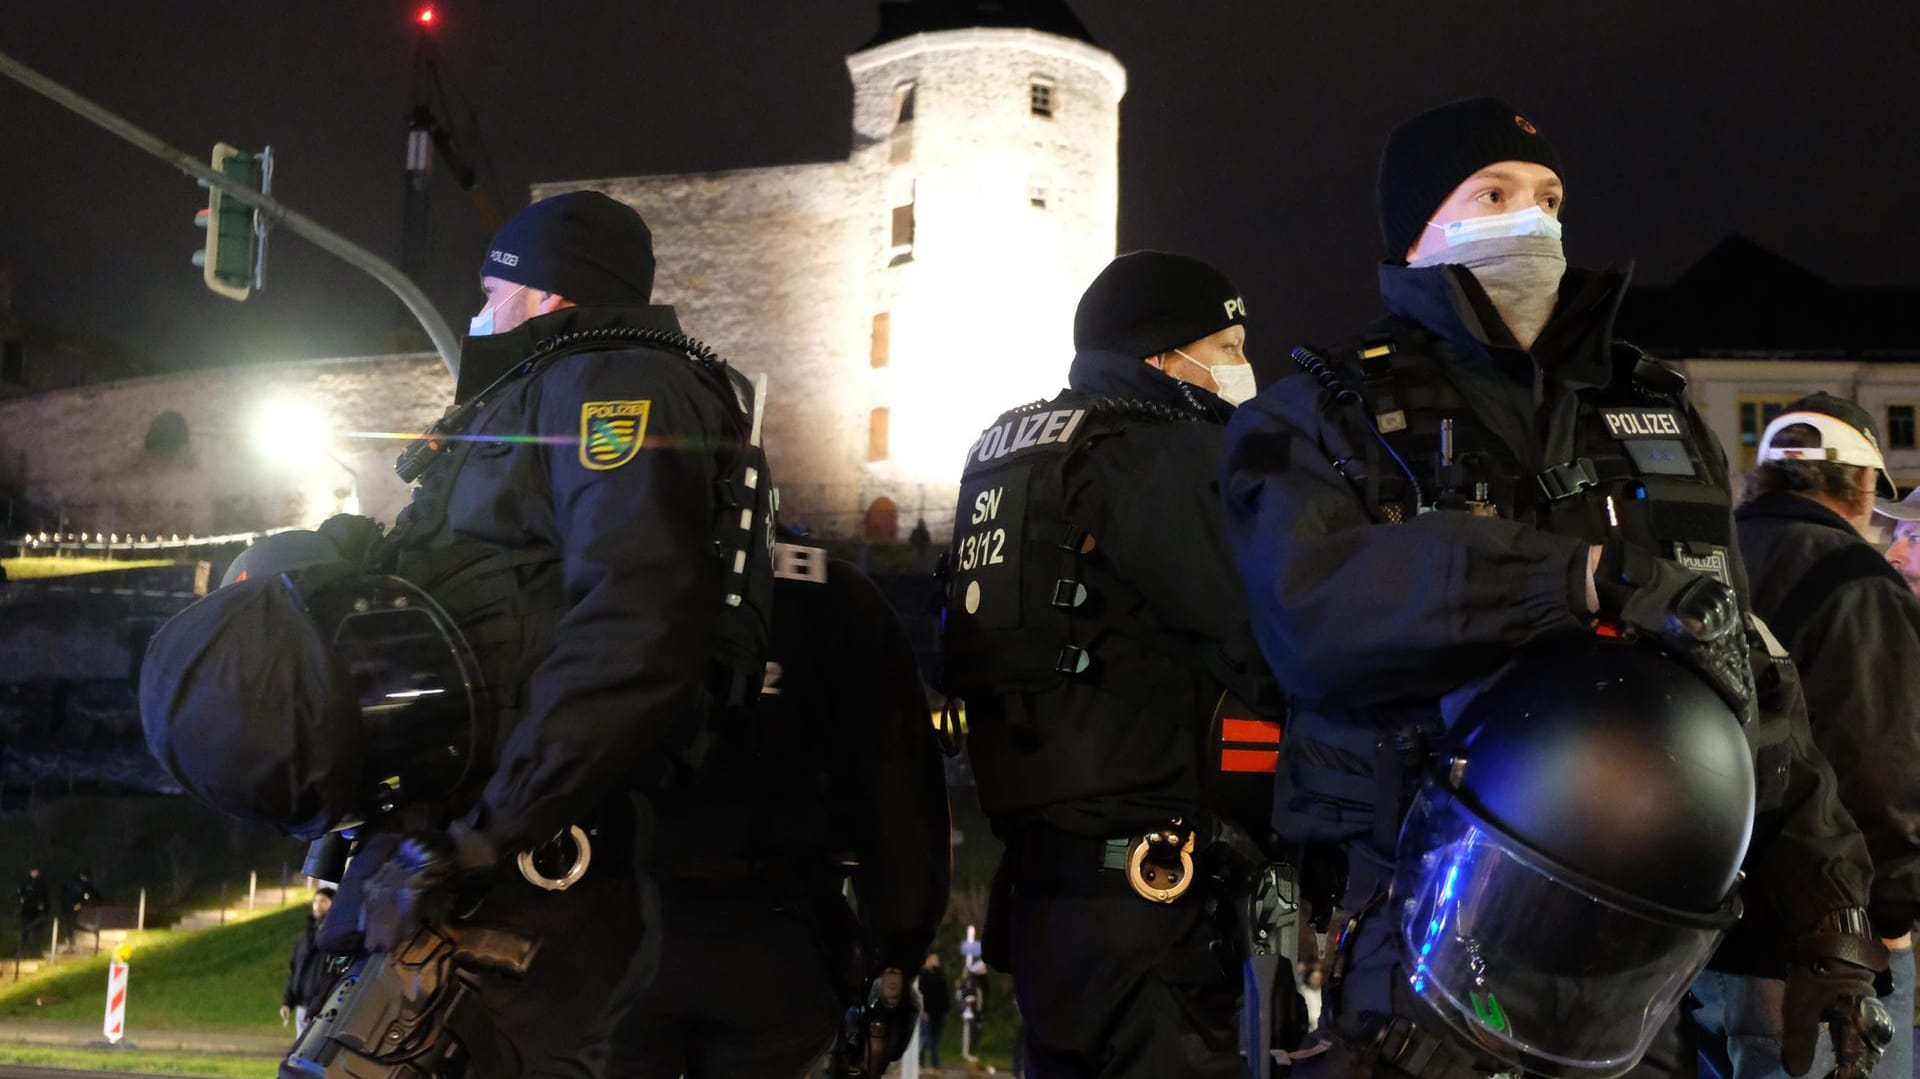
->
[193,142,271,301]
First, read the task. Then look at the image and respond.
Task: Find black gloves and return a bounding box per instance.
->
[358,834,457,953]
[1782,916,1892,1078]
[1593,539,1755,723]
[357,829,497,953]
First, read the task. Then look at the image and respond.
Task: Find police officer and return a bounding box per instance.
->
[943,251,1282,1078]
[1222,98,1882,1077]
[587,533,950,1078]
[144,190,775,1076]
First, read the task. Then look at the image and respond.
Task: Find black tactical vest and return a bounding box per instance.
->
[942,391,1220,826]
[380,331,775,796]
[1283,332,1792,851]
[649,542,841,891]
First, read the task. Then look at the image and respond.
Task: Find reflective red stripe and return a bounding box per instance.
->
[1219,749,1279,774]
[1221,717,1282,745]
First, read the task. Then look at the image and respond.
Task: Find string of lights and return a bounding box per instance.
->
[9,526,297,558]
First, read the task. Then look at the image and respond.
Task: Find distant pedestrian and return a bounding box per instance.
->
[1299,962,1324,1032]
[281,888,338,1030]
[918,953,950,1068]
[958,958,989,1064]
[59,869,101,947]
[16,867,49,946]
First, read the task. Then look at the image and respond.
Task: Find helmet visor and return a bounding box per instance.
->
[1395,785,1735,1079]
[311,576,483,814]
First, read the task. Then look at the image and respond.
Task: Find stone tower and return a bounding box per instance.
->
[538,0,1123,540]
[845,0,1126,536]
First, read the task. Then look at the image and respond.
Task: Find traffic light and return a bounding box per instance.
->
[192,142,270,301]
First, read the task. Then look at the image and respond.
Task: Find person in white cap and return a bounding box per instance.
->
[1722,391,1920,1079]
[1873,489,1920,599]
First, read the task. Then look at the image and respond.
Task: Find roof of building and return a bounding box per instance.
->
[1619,235,1920,358]
[861,0,1098,50]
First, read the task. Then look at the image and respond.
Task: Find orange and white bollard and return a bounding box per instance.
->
[102,943,133,1044]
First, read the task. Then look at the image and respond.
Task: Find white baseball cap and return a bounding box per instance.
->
[1757,394,1898,501]
[1874,488,1920,522]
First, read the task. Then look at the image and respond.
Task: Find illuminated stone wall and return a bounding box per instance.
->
[537,27,1125,539]
[2,26,1126,545]
[542,163,875,536]
[0,354,447,538]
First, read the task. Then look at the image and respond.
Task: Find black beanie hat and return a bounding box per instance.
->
[480,190,655,305]
[1073,251,1247,358]
[1377,97,1563,259]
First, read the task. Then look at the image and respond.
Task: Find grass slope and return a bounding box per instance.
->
[0,1046,277,1077]
[0,906,301,1033]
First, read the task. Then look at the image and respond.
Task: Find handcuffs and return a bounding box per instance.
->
[1125,818,1196,903]
[515,825,592,892]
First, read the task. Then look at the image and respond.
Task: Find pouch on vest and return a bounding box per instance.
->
[943,401,1096,700]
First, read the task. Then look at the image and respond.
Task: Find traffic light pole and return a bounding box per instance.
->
[0,48,461,375]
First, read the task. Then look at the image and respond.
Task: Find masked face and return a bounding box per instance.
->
[1425,204,1563,247]
[468,281,529,337]
[1172,347,1257,406]
[1156,324,1253,406]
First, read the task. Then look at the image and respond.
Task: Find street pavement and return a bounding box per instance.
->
[0,1019,284,1056]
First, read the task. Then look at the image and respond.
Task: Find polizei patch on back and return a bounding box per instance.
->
[1599,408,1685,440]
[964,407,1089,472]
[580,400,650,470]
[1674,543,1732,587]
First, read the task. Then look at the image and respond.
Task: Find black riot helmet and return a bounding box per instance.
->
[1394,635,1754,1079]
[141,532,485,840]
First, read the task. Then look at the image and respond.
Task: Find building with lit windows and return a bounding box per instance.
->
[1621,236,1920,486]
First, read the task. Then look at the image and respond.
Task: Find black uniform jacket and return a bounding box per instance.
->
[968,352,1280,838]
[1222,260,1870,963]
[794,558,950,972]
[418,304,740,862]
[651,550,950,974]
[285,917,338,1014]
[1738,491,1920,939]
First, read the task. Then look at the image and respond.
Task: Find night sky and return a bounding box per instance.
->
[3,2,1916,376]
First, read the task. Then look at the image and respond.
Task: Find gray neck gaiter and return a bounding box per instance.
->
[1411,234,1567,350]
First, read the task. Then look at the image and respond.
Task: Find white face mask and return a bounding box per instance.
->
[1427,204,1564,247]
[1173,348,1256,407]
[468,285,527,337]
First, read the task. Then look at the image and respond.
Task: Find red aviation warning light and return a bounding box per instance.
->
[416,6,437,27]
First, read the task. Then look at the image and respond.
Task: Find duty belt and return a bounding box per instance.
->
[1008,821,1197,903]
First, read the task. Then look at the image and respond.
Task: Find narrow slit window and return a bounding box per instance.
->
[891,202,915,249]
[869,407,890,462]
[871,313,891,369]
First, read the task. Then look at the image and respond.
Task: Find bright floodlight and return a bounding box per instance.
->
[250,397,330,459]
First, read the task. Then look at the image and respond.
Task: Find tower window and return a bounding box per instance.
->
[1028,183,1050,209]
[1030,77,1055,118]
[891,83,916,163]
[1889,404,1916,450]
[869,407,891,462]
[891,201,915,250]
[871,313,891,369]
